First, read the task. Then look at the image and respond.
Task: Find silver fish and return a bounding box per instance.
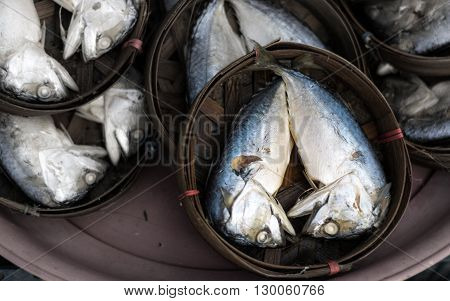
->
[55,0,139,61]
[0,0,79,101]
[359,0,450,54]
[207,80,295,248]
[77,70,148,165]
[0,113,108,207]
[187,0,247,102]
[253,51,390,238]
[227,0,325,50]
[381,75,450,143]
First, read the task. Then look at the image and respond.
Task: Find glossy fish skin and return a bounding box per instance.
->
[381,75,450,143]
[0,113,108,207]
[359,0,450,54]
[228,0,325,50]
[77,70,148,165]
[207,81,295,248]
[56,0,139,61]
[187,0,247,102]
[0,0,78,101]
[271,65,389,238]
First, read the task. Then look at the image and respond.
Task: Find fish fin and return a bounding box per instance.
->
[220,187,235,210]
[50,58,79,92]
[53,0,76,12]
[374,183,391,224]
[64,11,84,60]
[254,43,284,75]
[59,7,67,44]
[58,122,74,145]
[67,145,108,159]
[105,128,122,166]
[116,129,130,157]
[302,169,319,191]
[288,188,330,218]
[40,22,47,47]
[82,24,99,62]
[269,195,296,236]
[288,173,353,218]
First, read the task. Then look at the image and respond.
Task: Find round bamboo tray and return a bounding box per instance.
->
[178,42,412,279]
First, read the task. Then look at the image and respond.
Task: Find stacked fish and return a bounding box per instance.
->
[0,0,149,208]
[352,0,450,144]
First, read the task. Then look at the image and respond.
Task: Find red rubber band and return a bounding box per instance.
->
[178,190,200,201]
[377,128,404,144]
[328,261,340,276]
[123,39,143,52]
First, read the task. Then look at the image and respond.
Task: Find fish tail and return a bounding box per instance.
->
[254,43,284,76]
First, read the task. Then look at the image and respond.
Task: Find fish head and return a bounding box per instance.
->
[302,183,374,239]
[39,145,108,204]
[222,179,295,248]
[64,0,138,61]
[104,88,147,165]
[1,43,78,101]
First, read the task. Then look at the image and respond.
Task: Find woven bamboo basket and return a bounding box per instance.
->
[0,0,150,116]
[0,105,156,218]
[178,42,412,279]
[338,0,450,77]
[146,0,368,156]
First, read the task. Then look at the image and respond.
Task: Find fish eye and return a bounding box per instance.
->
[37,84,53,99]
[98,36,113,50]
[256,230,271,244]
[322,221,339,236]
[131,129,145,142]
[84,172,97,185]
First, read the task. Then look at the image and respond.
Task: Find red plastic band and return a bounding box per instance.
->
[178,190,200,201]
[377,128,404,144]
[123,39,143,52]
[328,261,340,276]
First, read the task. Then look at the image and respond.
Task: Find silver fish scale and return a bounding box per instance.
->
[282,68,387,205]
[207,80,293,247]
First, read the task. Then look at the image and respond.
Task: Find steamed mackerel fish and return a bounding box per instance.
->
[0,0,78,101]
[0,113,108,207]
[358,0,450,54]
[258,61,390,238]
[207,81,295,248]
[381,74,450,143]
[77,70,148,165]
[187,0,325,102]
[54,0,139,61]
